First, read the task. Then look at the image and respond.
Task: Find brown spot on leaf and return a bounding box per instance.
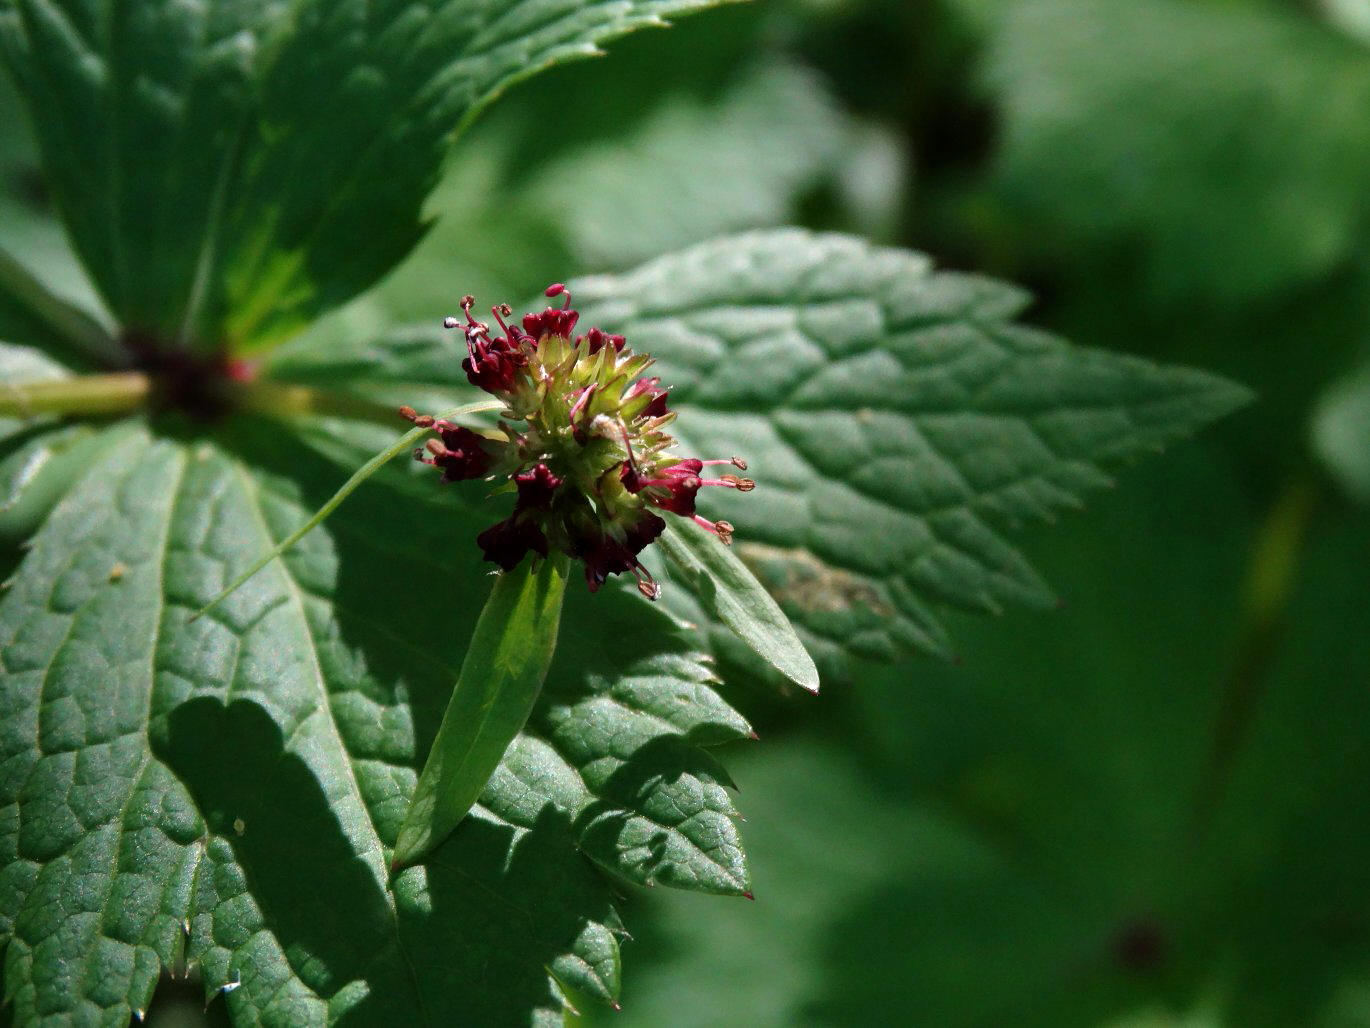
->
[736,541,892,617]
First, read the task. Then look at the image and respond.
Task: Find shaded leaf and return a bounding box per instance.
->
[0,415,752,1023]
[974,0,1370,305]
[0,0,738,351]
[0,246,113,368]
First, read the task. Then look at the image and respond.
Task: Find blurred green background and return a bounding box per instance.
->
[7,0,1370,1023]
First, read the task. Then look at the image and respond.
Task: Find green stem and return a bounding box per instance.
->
[0,372,152,418]
[190,397,504,622]
[0,370,437,430]
[226,378,409,428]
[1189,476,1319,842]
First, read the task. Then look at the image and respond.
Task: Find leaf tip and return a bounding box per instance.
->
[791,657,820,694]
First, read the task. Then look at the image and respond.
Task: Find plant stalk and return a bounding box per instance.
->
[0,371,424,429]
[1188,476,1319,842]
[0,373,151,419]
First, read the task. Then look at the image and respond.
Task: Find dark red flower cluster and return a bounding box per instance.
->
[402,285,754,598]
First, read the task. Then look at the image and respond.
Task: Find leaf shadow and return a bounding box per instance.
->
[569,734,742,893]
[405,805,618,1021]
[154,697,396,1006]
[193,419,621,1018]
[156,696,615,1022]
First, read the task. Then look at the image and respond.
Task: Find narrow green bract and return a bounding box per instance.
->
[393,553,571,866]
[658,516,819,693]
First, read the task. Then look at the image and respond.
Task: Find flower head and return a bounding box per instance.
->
[402,285,752,598]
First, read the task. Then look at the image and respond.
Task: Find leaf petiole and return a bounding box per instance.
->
[191,397,504,621]
[0,373,152,419]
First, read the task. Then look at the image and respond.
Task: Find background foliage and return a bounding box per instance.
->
[0,0,1365,1024]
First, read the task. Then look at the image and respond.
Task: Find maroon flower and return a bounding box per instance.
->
[404,283,755,594]
[581,327,626,355]
[520,284,580,341]
[401,409,494,483]
[514,463,562,509]
[574,512,666,598]
[477,516,550,571]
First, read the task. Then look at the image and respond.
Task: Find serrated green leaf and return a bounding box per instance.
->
[266,230,1252,672]
[567,229,1252,667]
[395,554,570,867]
[0,0,738,352]
[657,515,818,693]
[0,415,752,1023]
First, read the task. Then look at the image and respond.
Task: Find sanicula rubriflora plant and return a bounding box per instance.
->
[194,281,802,868]
[0,0,1253,1021]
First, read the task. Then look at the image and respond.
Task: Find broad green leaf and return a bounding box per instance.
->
[394,554,570,867]
[0,0,739,352]
[971,0,1370,305]
[0,0,274,345]
[1311,361,1370,504]
[0,70,106,328]
[0,415,752,1024]
[657,516,819,693]
[569,230,1252,667]
[264,55,883,352]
